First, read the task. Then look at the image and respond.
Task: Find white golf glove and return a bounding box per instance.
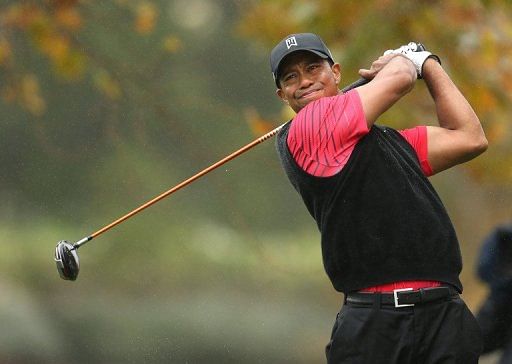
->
[384,42,441,78]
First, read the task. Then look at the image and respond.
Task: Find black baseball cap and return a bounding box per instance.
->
[270,33,334,87]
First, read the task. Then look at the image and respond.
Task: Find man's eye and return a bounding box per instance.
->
[283,74,296,82]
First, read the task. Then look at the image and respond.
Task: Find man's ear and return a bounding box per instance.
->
[276,88,289,105]
[332,63,341,85]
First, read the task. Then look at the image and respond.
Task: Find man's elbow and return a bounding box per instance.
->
[468,128,488,157]
[475,134,489,155]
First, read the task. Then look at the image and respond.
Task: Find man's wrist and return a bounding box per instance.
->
[396,54,419,79]
[421,57,442,79]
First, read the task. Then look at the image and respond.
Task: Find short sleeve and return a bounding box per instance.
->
[287,90,369,177]
[399,126,433,176]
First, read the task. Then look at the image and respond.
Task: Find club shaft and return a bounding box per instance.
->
[79,78,369,244]
[89,124,285,240]
[341,77,369,92]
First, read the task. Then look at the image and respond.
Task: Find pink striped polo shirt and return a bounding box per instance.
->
[287,89,439,292]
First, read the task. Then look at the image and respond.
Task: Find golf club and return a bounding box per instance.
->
[54,77,370,281]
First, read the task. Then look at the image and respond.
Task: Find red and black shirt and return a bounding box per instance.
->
[276,90,463,294]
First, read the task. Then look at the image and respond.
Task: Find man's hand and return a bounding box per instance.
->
[359,42,439,80]
[358,53,405,80]
[384,42,441,78]
[383,42,425,56]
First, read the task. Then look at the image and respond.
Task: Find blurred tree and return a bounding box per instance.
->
[236,0,512,183]
[0,0,295,233]
[1,0,510,233]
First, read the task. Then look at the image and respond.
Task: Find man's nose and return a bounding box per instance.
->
[298,72,314,88]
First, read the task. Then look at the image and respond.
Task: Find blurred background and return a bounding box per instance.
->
[0,0,511,363]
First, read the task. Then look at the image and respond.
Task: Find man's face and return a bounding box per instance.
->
[276,51,341,113]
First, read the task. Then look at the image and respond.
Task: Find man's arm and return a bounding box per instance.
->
[357,54,417,127]
[422,59,488,174]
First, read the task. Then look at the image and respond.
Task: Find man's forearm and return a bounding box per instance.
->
[422,58,488,171]
[357,54,417,125]
[422,59,482,134]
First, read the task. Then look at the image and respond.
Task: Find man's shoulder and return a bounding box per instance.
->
[295,92,354,119]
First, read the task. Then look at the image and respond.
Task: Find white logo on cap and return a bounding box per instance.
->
[285,36,298,49]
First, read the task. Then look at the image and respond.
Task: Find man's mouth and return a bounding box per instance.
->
[298,89,322,99]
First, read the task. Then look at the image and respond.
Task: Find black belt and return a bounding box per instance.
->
[345,286,459,308]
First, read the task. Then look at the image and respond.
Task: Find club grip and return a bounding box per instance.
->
[341,77,369,93]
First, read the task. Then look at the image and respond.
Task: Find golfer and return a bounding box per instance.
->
[271,33,487,363]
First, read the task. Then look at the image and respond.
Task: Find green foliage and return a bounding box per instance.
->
[237,0,512,183]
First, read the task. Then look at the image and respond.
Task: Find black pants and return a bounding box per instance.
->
[325,295,483,363]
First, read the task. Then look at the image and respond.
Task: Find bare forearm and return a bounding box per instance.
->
[423,59,481,134]
[357,54,417,125]
[422,58,488,172]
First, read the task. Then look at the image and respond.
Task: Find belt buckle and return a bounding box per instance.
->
[393,288,414,308]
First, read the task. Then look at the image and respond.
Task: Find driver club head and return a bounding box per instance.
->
[55,240,80,281]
